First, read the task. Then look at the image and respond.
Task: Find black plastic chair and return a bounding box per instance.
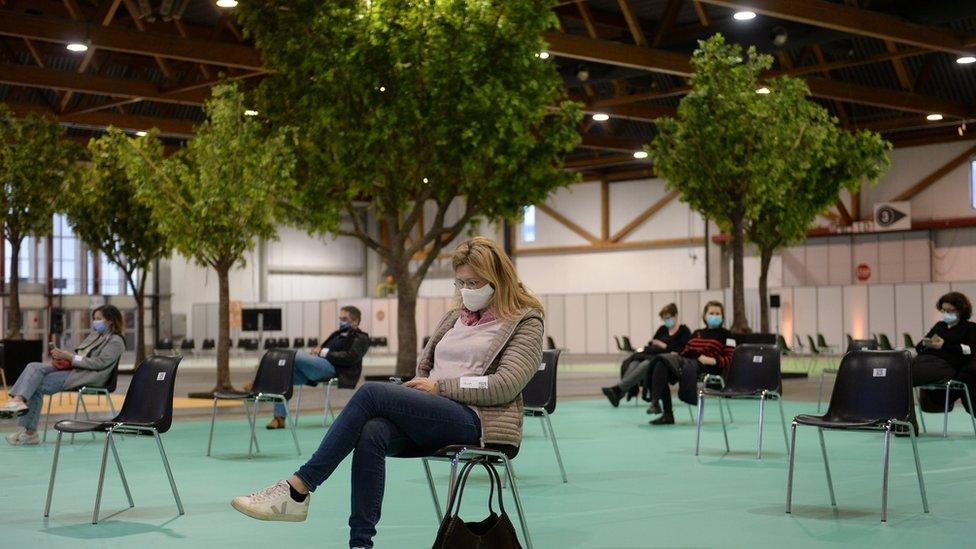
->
[903,333,915,349]
[846,334,854,349]
[42,356,122,443]
[180,338,195,352]
[278,337,290,349]
[786,350,928,522]
[202,338,215,351]
[878,333,894,351]
[522,350,567,483]
[44,355,184,524]
[545,336,556,351]
[776,335,792,355]
[613,336,624,352]
[307,337,319,348]
[818,339,880,412]
[915,380,976,438]
[207,349,300,458]
[817,333,838,354]
[695,345,787,459]
[263,338,276,350]
[293,337,305,348]
[621,336,636,353]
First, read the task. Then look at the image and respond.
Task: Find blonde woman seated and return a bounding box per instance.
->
[231,237,544,549]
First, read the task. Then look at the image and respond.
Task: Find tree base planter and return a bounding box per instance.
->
[1,339,44,385]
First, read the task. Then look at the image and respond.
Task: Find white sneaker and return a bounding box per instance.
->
[5,429,39,445]
[0,400,28,419]
[231,480,309,522]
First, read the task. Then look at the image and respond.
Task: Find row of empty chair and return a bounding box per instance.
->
[155,336,390,353]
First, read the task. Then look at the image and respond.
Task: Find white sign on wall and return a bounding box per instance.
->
[873,201,912,231]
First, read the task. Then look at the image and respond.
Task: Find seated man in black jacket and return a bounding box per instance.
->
[268,306,370,429]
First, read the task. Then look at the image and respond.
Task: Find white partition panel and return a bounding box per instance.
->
[792,288,817,347]
[878,235,904,284]
[843,286,869,339]
[816,287,843,349]
[564,295,586,353]
[387,298,399,351]
[827,240,852,285]
[320,300,338,337]
[680,291,702,329]
[782,246,806,286]
[285,302,303,340]
[868,285,896,344]
[629,293,654,343]
[776,288,795,344]
[805,240,830,286]
[369,298,393,340]
[414,298,428,349]
[922,283,951,326]
[544,295,566,350]
[607,294,630,348]
[951,282,976,302]
[895,284,924,347]
[303,302,319,340]
[585,294,609,354]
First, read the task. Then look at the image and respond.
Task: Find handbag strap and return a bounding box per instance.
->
[443,457,508,520]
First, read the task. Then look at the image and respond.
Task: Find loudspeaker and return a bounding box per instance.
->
[50,307,65,334]
[770,295,781,308]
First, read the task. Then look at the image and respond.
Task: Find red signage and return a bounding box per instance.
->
[856,263,871,282]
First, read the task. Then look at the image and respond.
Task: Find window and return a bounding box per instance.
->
[102,254,123,295]
[971,159,976,209]
[522,205,536,243]
[4,236,32,283]
[52,214,79,294]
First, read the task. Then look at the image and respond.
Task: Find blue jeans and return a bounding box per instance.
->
[294,382,481,548]
[273,352,337,417]
[9,362,71,431]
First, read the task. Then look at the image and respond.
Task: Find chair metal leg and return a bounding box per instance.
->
[292,384,303,428]
[323,383,334,427]
[70,392,83,445]
[724,399,734,424]
[422,458,442,522]
[501,457,533,549]
[106,393,117,417]
[92,432,113,524]
[776,395,790,454]
[284,398,301,456]
[242,399,261,454]
[942,384,951,438]
[247,399,259,458]
[43,394,53,443]
[962,385,976,438]
[717,395,730,454]
[818,428,836,506]
[694,393,705,456]
[44,431,63,517]
[154,430,185,515]
[756,393,767,459]
[916,388,928,433]
[542,411,568,483]
[687,404,696,422]
[904,422,930,514]
[206,398,218,457]
[539,416,548,439]
[881,425,893,522]
[786,422,798,514]
[109,433,134,509]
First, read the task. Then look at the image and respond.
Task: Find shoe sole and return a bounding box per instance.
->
[0,409,28,419]
[231,499,307,522]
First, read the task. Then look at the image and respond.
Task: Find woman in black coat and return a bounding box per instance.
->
[913,291,976,414]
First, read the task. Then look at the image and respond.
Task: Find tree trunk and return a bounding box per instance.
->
[395,263,419,378]
[214,262,235,393]
[7,236,22,340]
[130,271,148,368]
[758,245,774,334]
[730,216,750,333]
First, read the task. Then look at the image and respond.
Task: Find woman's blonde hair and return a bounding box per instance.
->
[452,236,544,320]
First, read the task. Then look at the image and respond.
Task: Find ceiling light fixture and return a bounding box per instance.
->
[66,42,89,52]
[422,177,429,184]
[926,113,944,121]
[957,56,976,65]
[592,113,610,122]
[538,51,550,60]
[244,109,259,116]
[633,151,648,159]
[216,0,238,7]
[733,11,757,21]
[135,131,148,137]
[756,86,770,94]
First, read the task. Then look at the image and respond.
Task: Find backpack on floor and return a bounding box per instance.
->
[431,458,522,549]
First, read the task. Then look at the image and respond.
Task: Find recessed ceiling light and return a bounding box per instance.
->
[756,86,771,94]
[538,51,550,60]
[957,56,976,65]
[216,0,238,7]
[926,113,944,121]
[378,86,386,92]
[733,11,757,21]
[633,151,648,159]
[135,131,147,137]
[66,42,88,52]
[244,109,259,116]
[592,113,610,122]
[422,177,429,184]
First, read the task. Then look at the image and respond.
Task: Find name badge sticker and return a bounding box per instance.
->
[873,368,887,377]
[460,376,489,389]
[962,344,972,356]
[538,362,546,371]
[156,372,166,381]
[753,355,764,363]
[278,359,287,366]
[726,338,737,347]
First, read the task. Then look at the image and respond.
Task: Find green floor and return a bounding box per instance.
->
[3,398,975,548]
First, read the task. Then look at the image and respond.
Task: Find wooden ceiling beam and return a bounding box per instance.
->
[0,63,209,105]
[697,0,976,56]
[0,10,264,70]
[578,134,646,153]
[565,154,645,170]
[9,102,196,137]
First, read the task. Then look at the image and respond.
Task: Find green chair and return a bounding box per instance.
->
[817,333,838,354]
[903,333,915,349]
[878,334,893,351]
[621,336,636,353]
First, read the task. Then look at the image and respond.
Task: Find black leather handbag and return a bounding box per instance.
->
[431,458,523,549]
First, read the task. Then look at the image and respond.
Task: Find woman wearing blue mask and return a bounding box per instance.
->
[1,305,126,445]
[603,303,691,407]
[913,292,976,414]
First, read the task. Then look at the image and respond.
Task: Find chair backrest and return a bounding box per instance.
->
[251,349,297,398]
[817,333,829,348]
[293,337,305,348]
[622,336,635,352]
[725,344,782,394]
[202,338,215,350]
[846,333,854,348]
[847,339,879,352]
[308,337,319,348]
[806,335,820,354]
[522,350,560,414]
[105,356,121,392]
[903,333,914,349]
[180,338,195,350]
[156,338,173,350]
[113,355,181,433]
[613,335,623,351]
[878,333,893,351]
[824,350,913,424]
[263,338,275,350]
[545,336,556,350]
[794,334,804,349]
[776,334,791,353]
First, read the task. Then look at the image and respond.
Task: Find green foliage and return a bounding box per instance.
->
[237,0,581,246]
[129,83,296,271]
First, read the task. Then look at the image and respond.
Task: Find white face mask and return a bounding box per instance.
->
[461,284,495,312]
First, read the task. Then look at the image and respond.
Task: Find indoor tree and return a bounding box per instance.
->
[125,84,295,393]
[63,128,172,366]
[238,0,581,376]
[0,105,80,339]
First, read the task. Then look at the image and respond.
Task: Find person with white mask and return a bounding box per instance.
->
[1,305,126,445]
[231,237,544,549]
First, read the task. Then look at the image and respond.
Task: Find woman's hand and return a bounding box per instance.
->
[651,339,667,349]
[697,355,717,366]
[50,348,73,361]
[929,335,944,350]
[404,378,437,394]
